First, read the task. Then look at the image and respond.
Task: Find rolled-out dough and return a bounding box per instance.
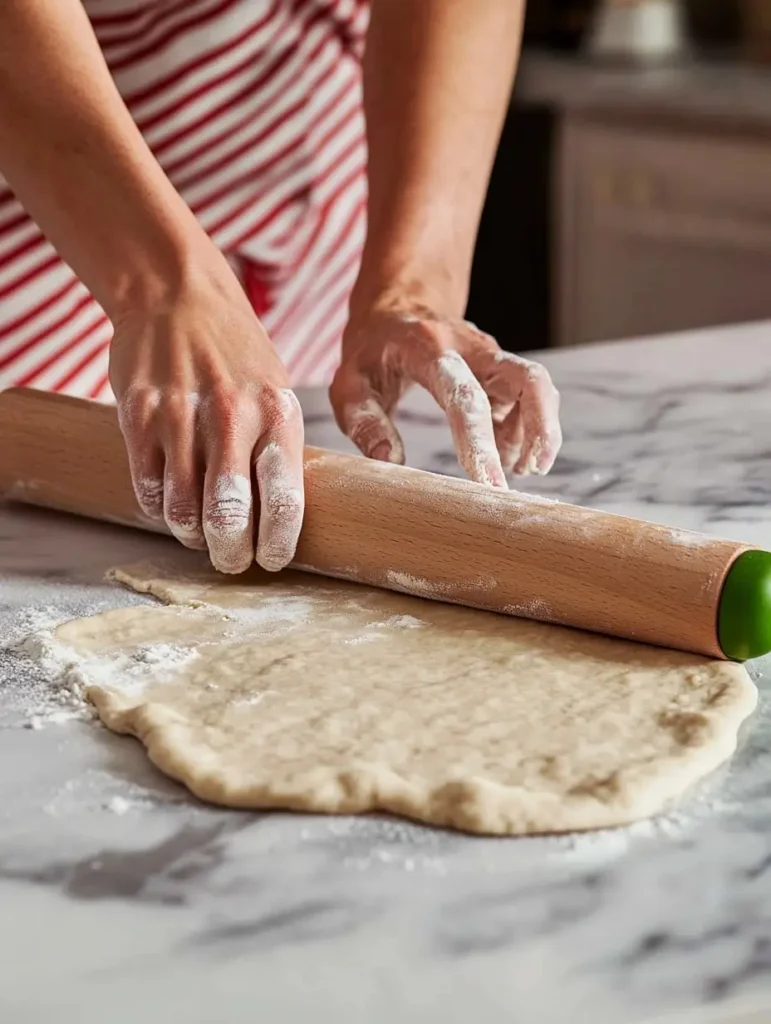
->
[53,559,757,836]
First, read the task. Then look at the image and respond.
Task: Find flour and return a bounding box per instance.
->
[229,689,279,708]
[80,643,198,693]
[135,476,164,518]
[340,613,426,642]
[434,352,506,489]
[8,577,428,733]
[105,795,133,815]
[221,594,314,634]
[12,629,198,729]
[373,614,425,629]
[667,527,712,548]
[204,471,253,575]
[550,787,738,867]
[10,629,93,729]
[254,440,304,573]
[385,569,494,601]
[504,598,556,622]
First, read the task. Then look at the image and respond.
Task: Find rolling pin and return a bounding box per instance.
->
[1,386,769,661]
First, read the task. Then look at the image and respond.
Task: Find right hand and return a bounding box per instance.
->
[109,265,304,576]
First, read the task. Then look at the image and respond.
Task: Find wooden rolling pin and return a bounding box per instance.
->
[1,386,769,661]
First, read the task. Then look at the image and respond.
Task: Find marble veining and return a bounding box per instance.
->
[1,322,771,1023]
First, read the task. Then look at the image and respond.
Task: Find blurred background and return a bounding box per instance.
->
[466,0,771,352]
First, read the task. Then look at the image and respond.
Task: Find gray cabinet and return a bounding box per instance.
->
[553,115,771,347]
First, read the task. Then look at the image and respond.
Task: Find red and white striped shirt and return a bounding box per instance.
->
[0,0,369,400]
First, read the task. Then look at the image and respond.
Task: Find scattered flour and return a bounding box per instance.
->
[13,631,197,730]
[229,689,279,708]
[385,570,494,601]
[667,527,711,548]
[221,594,313,633]
[546,784,739,867]
[372,614,425,629]
[503,598,557,623]
[105,795,133,816]
[11,628,94,729]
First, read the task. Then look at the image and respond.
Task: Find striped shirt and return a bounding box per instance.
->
[0,0,369,400]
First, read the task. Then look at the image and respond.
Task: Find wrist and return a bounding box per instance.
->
[103,225,236,325]
[349,260,470,328]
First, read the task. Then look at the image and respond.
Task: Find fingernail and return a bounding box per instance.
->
[370,441,392,462]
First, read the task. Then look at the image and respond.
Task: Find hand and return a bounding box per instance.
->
[109,266,304,575]
[330,306,562,487]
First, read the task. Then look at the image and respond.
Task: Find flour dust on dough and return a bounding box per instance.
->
[51,558,757,836]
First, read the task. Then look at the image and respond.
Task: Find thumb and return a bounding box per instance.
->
[329,366,405,464]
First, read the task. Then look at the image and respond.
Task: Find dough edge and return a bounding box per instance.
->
[79,564,760,837]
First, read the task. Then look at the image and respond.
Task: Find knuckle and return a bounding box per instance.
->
[118,385,160,434]
[205,386,259,446]
[527,364,548,383]
[134,476,164,518]
[433,352,491,417]
[258,384,300,431]
[204,474,252,535]
[205,385,246,424]
[205,499,250,534]
[519,359,550,386]
[276,387,303,427]
[263,491,303,525]
[255,438,303,490]
[164,494,201,529]
[464,320,498,347]
[343,399,387,440]
[158,390,196,427]
[258,470,303,571]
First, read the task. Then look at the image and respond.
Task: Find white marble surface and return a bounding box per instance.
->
[2,322,771,1024]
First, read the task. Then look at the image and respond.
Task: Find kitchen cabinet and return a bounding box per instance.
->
[513,51,771,348]
[555,116,771,346]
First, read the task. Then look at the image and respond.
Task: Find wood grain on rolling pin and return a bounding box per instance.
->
[0,387,747,657]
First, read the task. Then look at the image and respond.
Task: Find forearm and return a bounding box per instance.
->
[0,0,217,321]
[352,0,526,319]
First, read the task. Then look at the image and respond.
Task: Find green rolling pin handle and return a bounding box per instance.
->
[718,549,771,661]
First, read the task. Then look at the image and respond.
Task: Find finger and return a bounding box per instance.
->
[163,447,206,551]
[117,391,165,520]
[423,349,506,489]
[330,366,405,464]
[480,352,562,476]
[130,449,165,521]
[201,392,257,575]
[494,404,525,475]
[156,393,206,549]
[342,395,405,464]
[254,388,305,572]
[489,398,515,426]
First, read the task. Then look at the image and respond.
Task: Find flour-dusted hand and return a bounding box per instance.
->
[330,309,562,487]
[109,267,304,575]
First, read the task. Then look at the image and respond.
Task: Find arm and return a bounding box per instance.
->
[353,0,525,319]
[0,0,304,574]
[0,0,210,317]
[332,0,562,483]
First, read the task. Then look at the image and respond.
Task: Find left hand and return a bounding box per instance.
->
[330,306,562,487]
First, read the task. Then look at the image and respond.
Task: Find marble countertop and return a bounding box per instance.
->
[514,50,771,130]
[2,322,771,1024]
